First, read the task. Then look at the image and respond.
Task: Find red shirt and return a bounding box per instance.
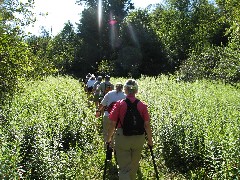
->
[109,94,150,128]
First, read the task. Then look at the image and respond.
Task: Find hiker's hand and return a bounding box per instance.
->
[148,143,153,147]
[95,111,101,118]
[105,141,112,150]
[147,140,153,147]
[105,141,111,147]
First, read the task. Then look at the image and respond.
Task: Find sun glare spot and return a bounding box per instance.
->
[127,22,139,48]
[98,0,102,29]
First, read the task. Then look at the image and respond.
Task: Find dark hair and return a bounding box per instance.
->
[97,76,102,81]
[115,82,123,92]
[105,75,110,81]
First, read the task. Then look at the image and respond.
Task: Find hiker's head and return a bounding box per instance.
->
[124,79,138,95]
[86,73,91,79]
[90,74,95,80]
[105,75,110,81]
[115,82,123,92]
[97,76,102,81]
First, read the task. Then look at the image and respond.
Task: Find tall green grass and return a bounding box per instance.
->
[1,76,104,179]
[138,76,240,179]
[1,75,239,179]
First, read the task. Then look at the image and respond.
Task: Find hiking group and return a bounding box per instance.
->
[84,74,155,180]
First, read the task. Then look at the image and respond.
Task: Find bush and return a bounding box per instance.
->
[0,33,56,105]
[97,59,115,76]
[179,45,240,83]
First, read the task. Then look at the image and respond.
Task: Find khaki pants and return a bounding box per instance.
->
[103,115,110,142]
[114,129,145,180]
[103,115,116,149]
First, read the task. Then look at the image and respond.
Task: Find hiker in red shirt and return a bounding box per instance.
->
[107,79,153,180]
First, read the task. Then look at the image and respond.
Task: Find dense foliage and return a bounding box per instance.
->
[73,0,239,81]
[1,0,239,102]
[1,76,239,179]
[139,76,239,179]
[0,0,56,104]
[1,0,239,178]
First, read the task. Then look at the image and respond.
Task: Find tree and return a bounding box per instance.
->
[76,7,100,75]
[189,0,227,50]
[47,21,79,74]
[117,9,167,76]
[0,0,35,101]
[0,0,56,104]
[178,0,240,83]
[150,2,192,70]
[75,0,134,76]
[0,0,35,35]
[214,0,240,82]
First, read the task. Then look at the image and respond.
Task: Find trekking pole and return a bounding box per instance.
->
[103,158,108,180]
[103,142,112,180]
[148,145,159,180]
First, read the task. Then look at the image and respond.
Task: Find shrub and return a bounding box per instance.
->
[179,45,240,83]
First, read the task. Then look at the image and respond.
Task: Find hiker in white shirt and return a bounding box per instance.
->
[96,82,126,143]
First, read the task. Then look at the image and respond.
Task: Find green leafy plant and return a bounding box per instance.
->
[1,75,239,179]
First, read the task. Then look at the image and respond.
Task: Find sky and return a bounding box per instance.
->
[25,0,163,36]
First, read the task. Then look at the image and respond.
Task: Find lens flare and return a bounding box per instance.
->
[127,22,139,48]
[98,0,102,29]
[109,12,118,49]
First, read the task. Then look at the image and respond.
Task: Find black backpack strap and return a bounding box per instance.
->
[102,82,106,94]
[125,98,131,106]
[104,82,110,95]
[133,99,140,107]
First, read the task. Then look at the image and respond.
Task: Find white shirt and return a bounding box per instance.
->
[101,90,126,116]
[87,79,96,88]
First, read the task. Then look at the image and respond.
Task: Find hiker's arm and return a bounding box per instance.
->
[95,104,105,118]
[107,120,116,143]
[97,94,108,111]
[144,120,153,147]
[95,88,100,94]
[96,92,108,111]
[97,104,104,112]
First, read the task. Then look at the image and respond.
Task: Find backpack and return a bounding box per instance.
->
[121,98,145,136]
[94,81,101,92]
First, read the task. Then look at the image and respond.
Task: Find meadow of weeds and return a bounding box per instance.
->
[1,75,239,179]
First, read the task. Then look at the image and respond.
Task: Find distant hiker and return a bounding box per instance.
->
[96,82,126,144]
[93,75,103,108]
[107,79,153,180]
[96,75,114,102]
[84,73,92,92]
[86,74,96,101]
